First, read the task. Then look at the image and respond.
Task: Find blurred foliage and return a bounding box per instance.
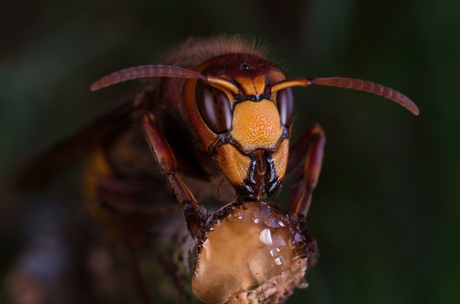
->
[1,0,459,303]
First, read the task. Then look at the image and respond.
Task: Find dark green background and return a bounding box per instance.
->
[1,0,458,303]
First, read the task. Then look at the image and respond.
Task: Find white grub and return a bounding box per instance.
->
[254,218,259,224]
[274,257,282,265]
[259,228,273,246]
[278,220,285,227]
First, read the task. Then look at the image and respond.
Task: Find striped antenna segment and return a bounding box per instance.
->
[311,77,419,115]
[90,65,204,91]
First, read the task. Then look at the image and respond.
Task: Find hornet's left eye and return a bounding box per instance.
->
[196,81,232,134]
[276,87,294,127]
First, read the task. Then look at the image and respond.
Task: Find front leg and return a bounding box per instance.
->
[287,124,325,220]
[141,112,205,240]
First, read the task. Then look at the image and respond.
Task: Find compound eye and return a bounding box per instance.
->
[196,81,232,134]
[276,87,294,127]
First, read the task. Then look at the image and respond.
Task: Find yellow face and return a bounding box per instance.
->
[186,56,294,200]
[211,71,292,200]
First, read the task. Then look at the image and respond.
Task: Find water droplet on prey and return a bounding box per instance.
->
[203,239,211,260]
[259,228,273,246]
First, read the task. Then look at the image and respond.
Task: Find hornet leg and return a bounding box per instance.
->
[141,112,205,240]
[288,124,325,220]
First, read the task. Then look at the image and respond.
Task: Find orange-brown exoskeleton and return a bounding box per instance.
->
[18,36,418,303]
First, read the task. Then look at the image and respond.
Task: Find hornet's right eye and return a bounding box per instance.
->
[276,87,294,127]
[196,81,232,134]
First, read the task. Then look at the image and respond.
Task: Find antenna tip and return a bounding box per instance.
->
[89,82,100,92]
